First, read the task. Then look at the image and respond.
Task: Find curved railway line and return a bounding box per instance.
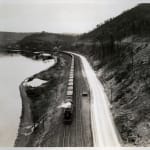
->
[19,52,120,147]
[16,53,93,147]
[59,53,93,147]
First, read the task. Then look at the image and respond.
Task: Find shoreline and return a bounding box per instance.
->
[15,53,72,147]
[14,56,57,147]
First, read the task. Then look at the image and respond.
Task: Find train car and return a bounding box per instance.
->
[69,75,74,78]
[63,102,73,124]
[65,98,73,103]
[66,89,73,99]
[68,82,73,86]
[67,90,73,95]
[68,79,73,82]
[70,72,74,75]
[69,76,74,79]
[67,86,73,91]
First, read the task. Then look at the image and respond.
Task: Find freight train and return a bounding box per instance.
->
[63,55,75,124]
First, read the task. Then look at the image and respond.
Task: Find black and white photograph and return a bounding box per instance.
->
[0,0,150,148]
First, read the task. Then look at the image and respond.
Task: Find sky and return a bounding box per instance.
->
[0,0,150,34]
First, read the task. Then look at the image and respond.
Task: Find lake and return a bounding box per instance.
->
[0,53,54,146]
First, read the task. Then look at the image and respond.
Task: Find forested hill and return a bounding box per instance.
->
[18,32,77,50]
[81,3,150,41]
[0,32,31,47]
[79,4,150,146]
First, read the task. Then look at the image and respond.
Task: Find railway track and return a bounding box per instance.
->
[62,125,70,147]
[57,53,93,147]
[62,54,75,147]
[75,56,84,146]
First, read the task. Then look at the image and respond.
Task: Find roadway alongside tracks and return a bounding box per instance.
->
[70,52,121,147]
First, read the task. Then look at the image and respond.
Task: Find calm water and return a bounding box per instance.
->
[0,54,54,146]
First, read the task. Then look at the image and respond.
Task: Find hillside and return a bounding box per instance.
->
[76,3,150,62]
[0,32,31,47]
[81,3,150,41]
[75,3,150,146]
[18,32,77,51]
[1,3,150,146]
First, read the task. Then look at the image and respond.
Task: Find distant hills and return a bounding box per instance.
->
[81,3,150,41]
[0,32,31,47]
[17,32,77,51]
[1,3,150,53]
[72,3,150,63]
[0,31,77,52]
[20,32,76,43]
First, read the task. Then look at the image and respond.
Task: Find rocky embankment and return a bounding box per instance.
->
[15,53,71,146]
[94,36,150,146]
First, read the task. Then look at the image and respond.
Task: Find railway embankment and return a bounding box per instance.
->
[15,53,72,146]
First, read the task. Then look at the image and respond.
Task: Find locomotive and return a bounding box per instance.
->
[63,101,73,124]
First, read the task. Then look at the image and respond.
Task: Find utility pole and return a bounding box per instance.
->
[131,48,135,76]
[111,87,113,102]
